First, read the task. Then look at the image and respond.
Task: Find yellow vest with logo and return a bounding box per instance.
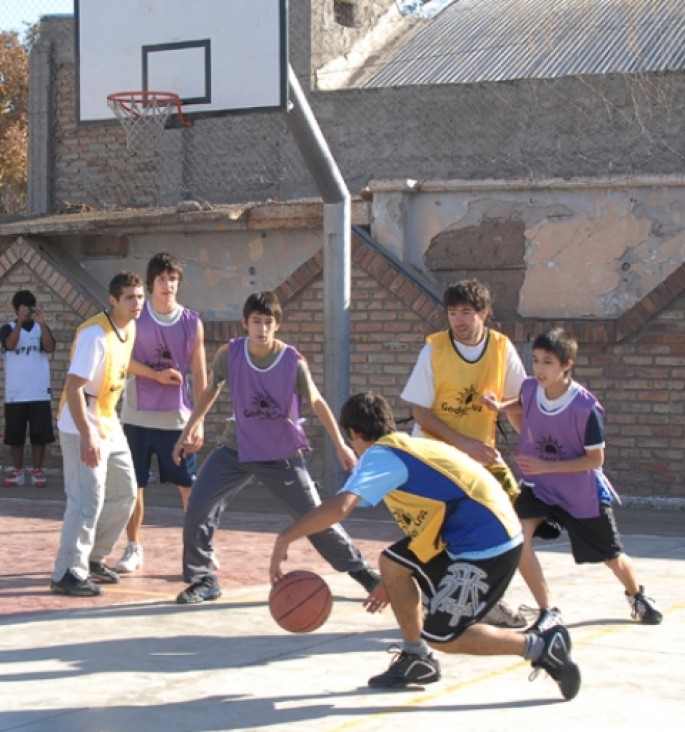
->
[58,311,135,436]
[377,432,520,562]
[427,329,508,447]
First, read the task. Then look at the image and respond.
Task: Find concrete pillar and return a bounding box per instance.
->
[285,66,351,492]
[27,35,54,215]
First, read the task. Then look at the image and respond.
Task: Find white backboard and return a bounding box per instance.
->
[75,0,288,123]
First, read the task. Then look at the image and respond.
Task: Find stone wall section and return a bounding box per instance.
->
[32,18,685,213]
[1,232,683,498]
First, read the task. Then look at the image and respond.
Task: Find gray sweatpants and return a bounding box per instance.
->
[52,429,137,582]
[183,445,366,583]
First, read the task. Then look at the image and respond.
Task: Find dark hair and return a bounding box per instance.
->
[340,392,396,442]
[443,279,492,312]
[109,271,144,300]
[146,252,183,293]
[242,291,283,324]
[12,290,36,312]
[532,328,578,365]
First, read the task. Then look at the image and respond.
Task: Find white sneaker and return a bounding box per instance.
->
[115,543,144,573]
[3,468,25,486]
[483,599,527,628]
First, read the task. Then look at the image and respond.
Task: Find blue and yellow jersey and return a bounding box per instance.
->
[339,432,522,563]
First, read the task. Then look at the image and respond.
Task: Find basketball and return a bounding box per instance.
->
[268,570,333,633]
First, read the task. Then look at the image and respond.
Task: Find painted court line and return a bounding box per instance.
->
[322,601,684,732]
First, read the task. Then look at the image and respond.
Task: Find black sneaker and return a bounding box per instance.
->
[626,586,663,625]
[348,566,381,594]
[89,561,120,584]
[50,570,103,597]
[528,606,563,633]
[176,575,222,604]
[368,646,441,688]
[533,520,562,540]
[530,625,581,700]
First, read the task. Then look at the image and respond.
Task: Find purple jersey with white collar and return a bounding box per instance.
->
[133,303,198,412]
[517,377,608,518]
[228,337,309,462]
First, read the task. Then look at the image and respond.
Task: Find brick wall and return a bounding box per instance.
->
[202,239,685,500]
[35,17,685,212]
[200,242,442,484]
[0,240,99,470]
[573,295,685,497]
[1,233,683,501]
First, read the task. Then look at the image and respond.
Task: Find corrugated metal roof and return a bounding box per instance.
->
[361,0,685,88]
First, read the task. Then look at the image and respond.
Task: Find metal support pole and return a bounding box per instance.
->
[285,66,351,492]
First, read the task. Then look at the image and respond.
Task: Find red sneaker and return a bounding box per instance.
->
[3,468,25,487]
[31,468,48,488]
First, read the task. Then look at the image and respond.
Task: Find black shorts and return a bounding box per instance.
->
[382,537,522,644]
[123,423,197,488]
[515,483,623,564]
[3,401,55,446]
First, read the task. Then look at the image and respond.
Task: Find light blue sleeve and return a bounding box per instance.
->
[337,445,409,507]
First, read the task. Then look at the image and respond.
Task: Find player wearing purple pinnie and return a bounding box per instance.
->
[171,291,380,604]
[483,327,662,630]
[117,253,207,574]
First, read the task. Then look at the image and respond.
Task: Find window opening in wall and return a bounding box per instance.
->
[334,0,359,28]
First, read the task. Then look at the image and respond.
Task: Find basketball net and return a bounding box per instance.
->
[107,91,190,153]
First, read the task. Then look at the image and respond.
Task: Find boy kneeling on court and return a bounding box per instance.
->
[270,391,581,700]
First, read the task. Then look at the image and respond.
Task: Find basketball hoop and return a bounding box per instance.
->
[107,90,192,152]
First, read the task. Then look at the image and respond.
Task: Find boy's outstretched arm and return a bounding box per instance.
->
[480,391,522,415]
[270,492,360,583]
[480,391,523,434]
[306,376,357,471]
[172,381,222,464]
[186,319,208,452]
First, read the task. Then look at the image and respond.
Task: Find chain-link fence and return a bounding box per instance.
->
[2,1,685,213]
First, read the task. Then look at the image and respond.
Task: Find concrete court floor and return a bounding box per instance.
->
[1,483,684,732]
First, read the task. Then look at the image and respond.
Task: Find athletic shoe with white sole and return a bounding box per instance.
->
[115,543,144,573]
[528,606,563,633]
[368,646,441,688]
[3,468,25,487]
[89,561,120,584]
[50,570,103,597]
[483,599,527,628]
[626,586,663,625]
[176,575,222,604]
[31,468,48,487]
[529,624,581,700]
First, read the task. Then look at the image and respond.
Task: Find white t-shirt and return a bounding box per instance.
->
[57,324,122,438]
[400,332,526,438]
[2,321,52,403]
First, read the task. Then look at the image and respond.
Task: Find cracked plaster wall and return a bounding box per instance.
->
[369,180,685,318]
[72,229,322,321]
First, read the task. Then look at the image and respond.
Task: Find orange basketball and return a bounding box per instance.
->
[268,570,333,633]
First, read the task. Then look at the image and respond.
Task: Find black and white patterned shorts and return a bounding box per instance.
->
[382,537,522,644]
